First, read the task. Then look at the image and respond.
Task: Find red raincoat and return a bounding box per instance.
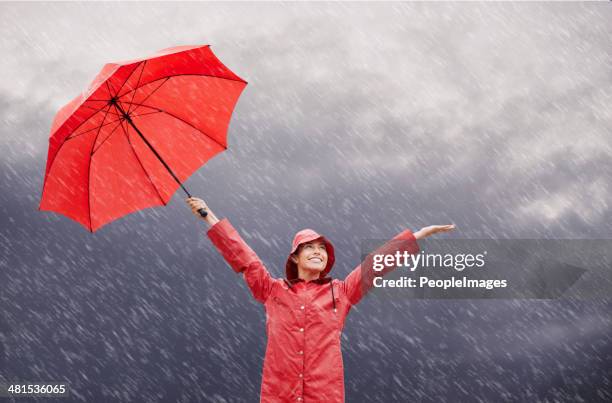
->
[207,219,420,402]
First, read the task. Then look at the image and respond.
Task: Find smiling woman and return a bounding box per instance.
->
[290,238,331,282]
[185,196,454,402]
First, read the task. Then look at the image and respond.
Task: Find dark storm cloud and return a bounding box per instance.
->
[2,3,611,239]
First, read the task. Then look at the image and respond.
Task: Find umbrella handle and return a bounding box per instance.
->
[197,208,208,218]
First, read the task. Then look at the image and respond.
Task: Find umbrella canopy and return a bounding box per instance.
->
[39,45,247,232]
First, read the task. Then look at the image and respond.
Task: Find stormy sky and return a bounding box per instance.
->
[1,2,611,402]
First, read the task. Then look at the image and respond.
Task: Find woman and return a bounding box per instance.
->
[187,197,454,402]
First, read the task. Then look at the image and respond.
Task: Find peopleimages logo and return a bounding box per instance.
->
[372,250,487,272]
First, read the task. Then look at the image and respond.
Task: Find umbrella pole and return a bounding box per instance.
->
[114,101,208,217]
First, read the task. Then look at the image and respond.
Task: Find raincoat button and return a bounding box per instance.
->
[298,350,303,355]
[300,305,305,310]
[297,398,302,402]
[299,373,303,378]
[299,328,304,332]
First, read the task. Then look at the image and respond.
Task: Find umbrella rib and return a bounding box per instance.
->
[67,118,120,140]
[43,101,112,190]
[89,100,121,154]
[71,61,142,139]
[60,102,112,136]
[127,61,147,115]
[105,81,116,101]
[115,61,145,99]
[119,100,227,151]
[87,103,113,232]
[124,78,169,116]
[66,116,123,141]
[90,120,124,155]
[130,110,163,118]
[80,104,122,117]
[116,73,245,100]
[117,118,166,205]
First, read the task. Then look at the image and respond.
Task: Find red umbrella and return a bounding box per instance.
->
[39,45,247,232]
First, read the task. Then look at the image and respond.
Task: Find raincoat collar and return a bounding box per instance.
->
[283,276,333,288]
[283,276,337,312]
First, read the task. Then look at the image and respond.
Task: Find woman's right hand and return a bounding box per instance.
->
[186,197,219,227]
[414,224,455,240]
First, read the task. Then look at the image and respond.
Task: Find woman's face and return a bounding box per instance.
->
[292,240,328,272]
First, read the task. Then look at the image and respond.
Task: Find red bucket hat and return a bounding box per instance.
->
[285,229,335,280]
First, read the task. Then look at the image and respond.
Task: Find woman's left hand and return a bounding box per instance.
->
[414,224,455,240]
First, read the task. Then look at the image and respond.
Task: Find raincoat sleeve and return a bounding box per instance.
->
[207,218,274,304]
[341,229,420,306]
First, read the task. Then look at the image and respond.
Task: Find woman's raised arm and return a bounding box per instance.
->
[186,197,275,304]
[342,224,455,305]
